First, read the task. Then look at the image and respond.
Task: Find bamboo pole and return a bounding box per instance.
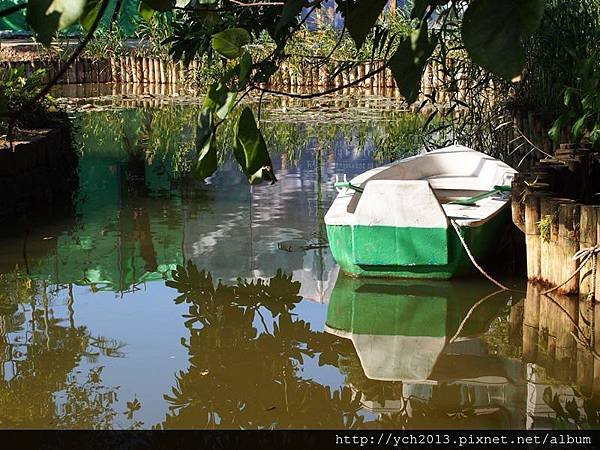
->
[525,194,542,280]
[557,202,580,294]
[154,59,161,84]
[159,59,166,84]
[136,56,143,83]
[110,57,117,82]
[119,57,127,83]
[141,57,148,83]
[539,197,558,285]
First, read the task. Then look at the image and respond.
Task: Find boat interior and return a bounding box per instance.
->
[343,147,516,226]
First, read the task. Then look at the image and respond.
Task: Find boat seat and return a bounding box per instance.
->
[427,176,490,191]
[442,195,508,226]
[433,188,489,204]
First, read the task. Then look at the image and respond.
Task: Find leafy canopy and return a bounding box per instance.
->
[7,0,546,183]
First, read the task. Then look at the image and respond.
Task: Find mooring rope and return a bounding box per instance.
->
[450,219,512,291]
[449,288,507,344]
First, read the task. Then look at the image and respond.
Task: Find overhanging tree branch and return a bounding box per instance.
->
[25,0,111,111]
[251,62,389,99]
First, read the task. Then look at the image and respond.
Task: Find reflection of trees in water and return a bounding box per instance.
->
[160,262,515,429]
[0,275,130,429]
[160,262,363,429]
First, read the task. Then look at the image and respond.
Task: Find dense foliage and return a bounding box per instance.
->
[1,0,548,182]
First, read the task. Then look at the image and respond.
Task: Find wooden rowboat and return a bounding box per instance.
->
[325,145,517,279]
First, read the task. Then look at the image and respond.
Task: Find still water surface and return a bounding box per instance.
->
[0,100,598,429]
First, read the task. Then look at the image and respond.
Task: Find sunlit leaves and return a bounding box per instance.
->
[389,22,437,104]
[234,107,277,185]
[462,0,544,81]
[138,2,155,21]
[335,0,387,50]
[211,28,251,59]
[194,109,218,180]
[238,52,252,87]
[27,0,87,46]
[80,0,102,31]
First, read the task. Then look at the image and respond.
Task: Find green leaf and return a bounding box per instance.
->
[572,114,589,138]
[335,0,387,49]
[27,0,87,47]
[203,82,237,120]
[233,107,277,185]
[389,22,437,104]
[274,0,304,39]
[141,0,174,12]
[211,28,251,59]
[194,109,218,180]
[462,0,544,81]
[238,52,252,87]
[139,2,155,21]
[590,124,600,147]
[80,0,102,31]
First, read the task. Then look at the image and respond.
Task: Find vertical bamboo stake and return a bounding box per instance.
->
[119,57,126,83]
[171,61,178,85]
[357,64,365,87]
[179,61,185,86]
[557,202,580,294]
[122,56,129,82]
[141,57,148,83]
[154,59,160,84]
[525,194,542,280]
[539,197,556,285]
[136,56,143,83]
[364,62,372,88]
[159,59,166,84]
[110,56,117,82]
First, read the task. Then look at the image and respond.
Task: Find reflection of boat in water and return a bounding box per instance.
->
[325,275,524,424]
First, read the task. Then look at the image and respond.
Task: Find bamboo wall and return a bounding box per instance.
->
[0,56,476,104]
[512,144,600,295]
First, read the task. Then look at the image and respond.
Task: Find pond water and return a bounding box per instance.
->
[0,97,598,429]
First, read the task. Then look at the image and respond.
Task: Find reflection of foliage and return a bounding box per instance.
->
[0,268,34,316]
[0,280,128,428]
[161,262,364,429]
[75,102,451,182]
[543,387,600,429]
[56,367,120,429]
